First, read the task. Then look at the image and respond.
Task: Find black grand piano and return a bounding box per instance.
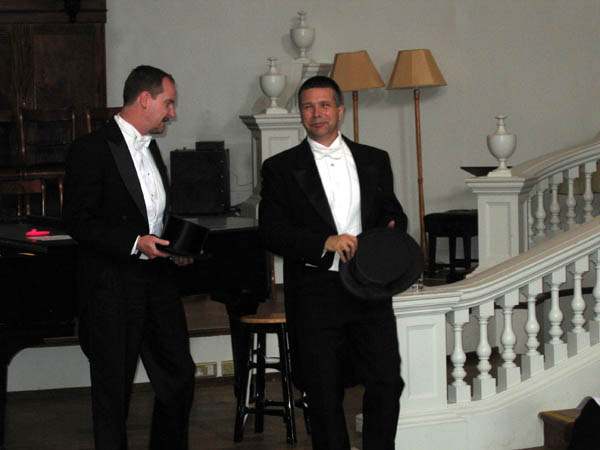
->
[0,215,269,449]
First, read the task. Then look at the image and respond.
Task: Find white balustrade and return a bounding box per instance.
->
[393,217,600,450]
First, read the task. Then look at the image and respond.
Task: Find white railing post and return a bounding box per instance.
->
[549,173,563,233]
[565,167,579,230]
[521,279,544,379]
[567,257,591,356]
[583,162,595,222]
[589,250,600,344]
[497,289,521,391]
[544,268,568,368]
[472,300,496,400]
[447,308,471,403]
[533,179,549,241]
[465,177,525,271]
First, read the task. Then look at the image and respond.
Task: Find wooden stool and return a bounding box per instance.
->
[424,209,478,278]
[234,312,297,443]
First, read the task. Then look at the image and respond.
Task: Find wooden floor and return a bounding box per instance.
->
[5,293,363,450]
[6,379,364,450]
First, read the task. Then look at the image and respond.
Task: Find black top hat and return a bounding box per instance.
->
[157,216,209,257]
[339,227,424,300]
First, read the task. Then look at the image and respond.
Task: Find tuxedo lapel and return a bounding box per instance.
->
[148,140,170,214]
[292,140,337,231]
[105,120,147,219]
[344,137,378,228]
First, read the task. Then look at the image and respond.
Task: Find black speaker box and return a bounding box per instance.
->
[170,149,230,215]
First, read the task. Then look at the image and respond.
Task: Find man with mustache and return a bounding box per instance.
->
[63,65,196,450]
[259,76,406,450]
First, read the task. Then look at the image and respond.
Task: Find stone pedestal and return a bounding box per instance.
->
[238,114,303,219]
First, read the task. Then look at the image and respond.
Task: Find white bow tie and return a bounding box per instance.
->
[312,143,344,160]
[134,135,152,152]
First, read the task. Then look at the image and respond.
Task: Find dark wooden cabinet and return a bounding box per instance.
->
[0,0,107,159]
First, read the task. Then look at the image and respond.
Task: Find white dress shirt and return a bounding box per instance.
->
[114,115,166,257]
[308,132,362,271]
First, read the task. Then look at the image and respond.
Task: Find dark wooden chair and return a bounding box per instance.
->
[85,106,121,133]
[0,179,46,218]
[18,107,76,215]
[425,209,478,280]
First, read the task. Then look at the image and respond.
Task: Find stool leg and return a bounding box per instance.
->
[463,234,472,270]
[234,330,253,442]
[428,233,437,276]
[448,235,457,274]
[278,325,297,443]
[254,331,266,434]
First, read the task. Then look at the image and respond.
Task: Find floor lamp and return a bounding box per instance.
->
[330,50,384,143]
[387,49,446,264]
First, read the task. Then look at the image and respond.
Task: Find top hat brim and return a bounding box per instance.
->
[339,227,424,300]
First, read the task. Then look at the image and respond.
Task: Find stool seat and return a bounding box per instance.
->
[424,209,478,279]
[240,312,286,324]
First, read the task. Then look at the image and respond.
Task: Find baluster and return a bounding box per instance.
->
[447,309,471,403]
[565,167,579,229]
[522,279,544,379]
[568,257,590,356]
[544,268,568,368]
[549,173,563,233]
[589,250,600,344]
[497,290,521,391]
[472,301,496,400]
[527,192,534,248]
[534,179,548,240]
[583,162,595,222]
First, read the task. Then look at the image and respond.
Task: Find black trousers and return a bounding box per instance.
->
[79,258,196,450]
[290,268,404,450]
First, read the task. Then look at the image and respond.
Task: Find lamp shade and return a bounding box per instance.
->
[330,50,384,92]
[387,49,446,89]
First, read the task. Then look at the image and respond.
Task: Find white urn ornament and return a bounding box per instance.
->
[487,114,516,177]
[260,57,287,115]
[290,11,315,62]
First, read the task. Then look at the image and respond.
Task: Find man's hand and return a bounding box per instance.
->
[325,233,358,263]
[137,235,170,259]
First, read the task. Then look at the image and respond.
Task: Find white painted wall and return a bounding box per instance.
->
[105,0,600,238]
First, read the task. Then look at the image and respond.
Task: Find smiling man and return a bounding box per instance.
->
[63,65,196,450]
[259,76,408,450]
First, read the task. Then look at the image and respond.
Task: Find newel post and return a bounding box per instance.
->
[465,176,526,271]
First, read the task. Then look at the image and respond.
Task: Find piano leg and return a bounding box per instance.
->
[0,330,43,450]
